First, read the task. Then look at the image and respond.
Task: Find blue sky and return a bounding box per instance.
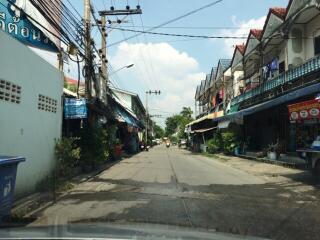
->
[67,0,289,125]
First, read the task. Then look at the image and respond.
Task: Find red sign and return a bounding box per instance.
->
[288,99,320,122]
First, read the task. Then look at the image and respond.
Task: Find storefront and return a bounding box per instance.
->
[288,97,320,150]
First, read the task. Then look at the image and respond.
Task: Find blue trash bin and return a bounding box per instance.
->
[0,156,25,222]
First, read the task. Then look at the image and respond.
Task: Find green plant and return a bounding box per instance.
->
[221,132,237,155]
[207,133,223,154]
[55,137,81,177]
[79,124,109,168]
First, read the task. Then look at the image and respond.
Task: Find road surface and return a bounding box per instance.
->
[30,145,320,239]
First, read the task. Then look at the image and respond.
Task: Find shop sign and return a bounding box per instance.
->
[64,98,87,119]
[0,0,58,51]
[288,99,320,122]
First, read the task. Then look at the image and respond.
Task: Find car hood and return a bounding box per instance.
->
[0,222,269,240]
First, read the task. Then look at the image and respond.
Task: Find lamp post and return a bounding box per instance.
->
[109,64,134,76]
[145,90,161,144]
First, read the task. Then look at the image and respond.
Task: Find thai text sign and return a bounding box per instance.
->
[64,98,87,119]
[288,99,320,122]
[0,0,58,51]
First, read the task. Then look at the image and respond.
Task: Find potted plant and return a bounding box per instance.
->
[267,141,279,160]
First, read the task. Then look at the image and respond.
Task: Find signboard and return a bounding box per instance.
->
[288,99,320,122]
[64,98,87,119]
[0,0,58,51]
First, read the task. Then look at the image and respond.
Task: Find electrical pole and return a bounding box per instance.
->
[84,0,92,100]
[145,90,161,144]
[101,15,107,103]
[98,5,142,104]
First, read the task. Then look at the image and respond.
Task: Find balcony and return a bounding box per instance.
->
[231,55,320,108]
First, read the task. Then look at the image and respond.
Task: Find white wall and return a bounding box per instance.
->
[232,70,244,97]
[305,14,320,60]
[0,30,63,196]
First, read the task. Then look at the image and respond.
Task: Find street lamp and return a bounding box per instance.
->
[109,64,134,76]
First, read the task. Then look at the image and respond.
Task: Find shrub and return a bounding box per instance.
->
[55,137,81,177]
[207,133,223,154]
[221,132,237,155]
[78,124,109,168]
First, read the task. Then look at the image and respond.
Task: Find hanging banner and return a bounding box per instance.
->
[0,0,59,51]
[288,99,320,122]
[64,98,87,119]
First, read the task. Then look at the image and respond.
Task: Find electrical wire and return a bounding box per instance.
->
[108,0,224,47]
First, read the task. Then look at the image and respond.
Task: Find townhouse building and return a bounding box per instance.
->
[188,0,320,157]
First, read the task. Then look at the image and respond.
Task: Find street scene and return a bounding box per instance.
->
[29,146,320,240]
[1,0,320,239]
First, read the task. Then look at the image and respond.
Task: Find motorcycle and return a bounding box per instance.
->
[166,142,170,148]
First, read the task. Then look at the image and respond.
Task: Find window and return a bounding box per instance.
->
[314,35,320,56]
[292,28,303,53]
[0,79,21,104]
[279,61,285,73]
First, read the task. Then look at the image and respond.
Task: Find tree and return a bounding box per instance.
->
[165,107,194,138]
[154,124,164,139]
[165,115,182,136]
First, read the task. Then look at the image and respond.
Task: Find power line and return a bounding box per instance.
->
[107,0,224,47]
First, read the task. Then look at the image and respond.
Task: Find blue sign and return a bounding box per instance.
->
[64,98,87,119]
[0,0,58,52]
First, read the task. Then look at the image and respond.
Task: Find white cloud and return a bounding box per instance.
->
[221,15,266,56]
[111,42,206,127]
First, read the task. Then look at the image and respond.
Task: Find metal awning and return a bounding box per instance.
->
[187,111,224,127]
[193,127,217,133]
[217,82,320,122]
[218,120,231,129]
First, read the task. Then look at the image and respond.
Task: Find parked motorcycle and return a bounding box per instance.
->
[166,142,170,148]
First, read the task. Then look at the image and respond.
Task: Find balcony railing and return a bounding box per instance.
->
[231,55,320,106]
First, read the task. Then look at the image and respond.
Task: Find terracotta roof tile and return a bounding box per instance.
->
[270,7,287,19]
[250,29,263,40]
[236,44,245,55]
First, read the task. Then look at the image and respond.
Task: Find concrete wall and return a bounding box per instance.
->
[0,30,63,196]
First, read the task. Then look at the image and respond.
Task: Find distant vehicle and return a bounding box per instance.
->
[178,139,187,148]
[166,142,170,148]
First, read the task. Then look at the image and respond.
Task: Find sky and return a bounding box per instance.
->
[39,0,289,127]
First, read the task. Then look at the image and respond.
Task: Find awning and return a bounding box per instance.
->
[114,105,140,128]
[217,82,320,122]
[187,111,224,127]
[193,127,217,133]
[218,120,231,129]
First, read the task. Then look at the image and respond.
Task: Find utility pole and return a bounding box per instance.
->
[84,0,92,100]
[145,90,161,144]
[101,15,107,103]
[98,5,142,103]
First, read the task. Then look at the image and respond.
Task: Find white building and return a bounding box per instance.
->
[0,30,63,196]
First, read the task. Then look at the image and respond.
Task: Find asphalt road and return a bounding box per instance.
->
[30,145,320,240]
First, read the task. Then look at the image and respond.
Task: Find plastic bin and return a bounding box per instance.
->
[0,156,25,221]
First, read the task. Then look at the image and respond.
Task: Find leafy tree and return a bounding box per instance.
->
[165,114,182,136]
[154,124,165,139]
[165,107,194,139]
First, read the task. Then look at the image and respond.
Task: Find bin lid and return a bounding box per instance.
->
[0,156,26,166]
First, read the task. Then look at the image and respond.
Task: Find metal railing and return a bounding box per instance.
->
[231,55,320,106]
